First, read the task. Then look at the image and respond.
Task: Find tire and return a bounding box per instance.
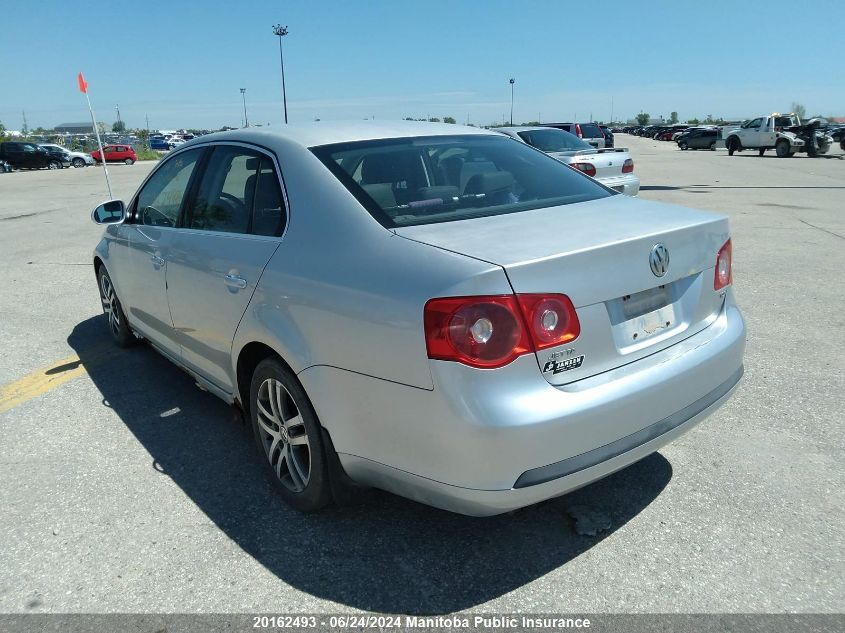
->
[48,160,61,170]
[776,139,790,158]
[679,142,688,150]
[727,137,740,156]
[249,358,332,512]
[710,142,717,151]
[97,266,136,348]
[124,158,135,165]
[72,157,85,168]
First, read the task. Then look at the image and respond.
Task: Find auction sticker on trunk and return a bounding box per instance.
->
[543,355,585,374]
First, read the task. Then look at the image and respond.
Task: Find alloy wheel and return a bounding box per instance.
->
[255,378,311,493]
[100,274,121,337]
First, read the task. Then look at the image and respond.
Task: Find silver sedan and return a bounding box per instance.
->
[91,121,744,516]
[498,126,640,196]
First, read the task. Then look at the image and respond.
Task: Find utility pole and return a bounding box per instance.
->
[273,24,290,124]
[610,97,614,125]
[115,104,122,126]
[240,88,248,127]
[21,110,28,136]
[145,114,150,149]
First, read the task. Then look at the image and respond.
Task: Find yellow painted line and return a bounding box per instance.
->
[0,343,118,414]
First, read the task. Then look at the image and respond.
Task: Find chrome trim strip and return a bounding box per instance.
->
[513,365,744,488]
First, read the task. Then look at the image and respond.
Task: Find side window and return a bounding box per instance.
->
[187,146,286,236]
[745,118,763,129]
[136,149,203,227]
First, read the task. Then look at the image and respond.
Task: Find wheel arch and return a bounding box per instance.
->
[235,342,297,413]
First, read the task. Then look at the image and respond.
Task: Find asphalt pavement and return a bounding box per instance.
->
[0,139,842,615]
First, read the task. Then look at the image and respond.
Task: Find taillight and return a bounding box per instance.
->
[424,294,580,368]
[424,296,531,368]
[516,294,580,350]
[575,124,583,138]
[570,162,597,177]
[622,158,634,173]
[714,239,732,290]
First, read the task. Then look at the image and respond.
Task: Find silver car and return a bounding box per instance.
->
[91,122,745,516]
[39,143,96,168]
[498,126,640,196]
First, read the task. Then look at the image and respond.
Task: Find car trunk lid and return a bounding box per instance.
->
[396,195,730,385]
[551,147,630,180]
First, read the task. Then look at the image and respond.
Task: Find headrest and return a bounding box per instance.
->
[464,171,515,195]
[361,152,410,184]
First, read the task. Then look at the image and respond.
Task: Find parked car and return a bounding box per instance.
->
[0,141,65,170]
[827,126,845,142]
[539,122,605,148]
[150,137,171,151]
[39,146,72,168]
[40,143,95,168]
[676,128,718,151]
[90,122,745,516]
[498,126,639,195]
[600,125,615,148]
[91,144,138,165]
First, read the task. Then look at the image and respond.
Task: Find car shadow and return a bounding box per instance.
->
[69,315,673,614]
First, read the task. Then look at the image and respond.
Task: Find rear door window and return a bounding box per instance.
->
[186,146,287,236]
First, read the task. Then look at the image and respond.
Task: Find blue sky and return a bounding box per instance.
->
[2,0,843,130]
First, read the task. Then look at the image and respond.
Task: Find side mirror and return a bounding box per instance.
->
[91,200,126,225]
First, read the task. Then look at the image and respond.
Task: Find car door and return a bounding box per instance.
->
[2,143,21,168]
[165,144,287,393]
[18,143,40,169]
[118,148,205,359]
[741,117,764,146]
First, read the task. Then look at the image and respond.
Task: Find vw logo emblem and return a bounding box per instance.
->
[649,243,670,277]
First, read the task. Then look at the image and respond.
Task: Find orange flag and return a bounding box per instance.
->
[77,72,88,94]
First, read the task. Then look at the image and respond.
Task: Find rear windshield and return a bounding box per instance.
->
[311,134,612,228]
[578,123,602,138]
[516,128,593,152]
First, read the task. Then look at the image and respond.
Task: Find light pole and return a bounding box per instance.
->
[273,24,290,124]
[509,78,515,125]
[240,88,248,127]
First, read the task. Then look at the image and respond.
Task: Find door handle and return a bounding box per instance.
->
[224,274,247,289]
[150,255,164,266]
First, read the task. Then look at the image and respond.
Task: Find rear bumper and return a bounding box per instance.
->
[301,298,745,516]
[598,173,640,196]
[341,366,741,516]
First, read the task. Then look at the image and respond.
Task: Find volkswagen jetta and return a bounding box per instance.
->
[91,122,745,516]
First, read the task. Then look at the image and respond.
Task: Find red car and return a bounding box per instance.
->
[91,145,137,165]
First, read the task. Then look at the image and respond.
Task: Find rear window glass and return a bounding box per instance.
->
[311,134,611,228]
[578,123,602,138]
[516,129,592,152]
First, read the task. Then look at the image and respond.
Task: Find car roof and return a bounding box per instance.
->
[183,120,497,150]
[497,126,555,134]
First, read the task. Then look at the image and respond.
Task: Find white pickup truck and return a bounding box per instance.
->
[725,113,829,157]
